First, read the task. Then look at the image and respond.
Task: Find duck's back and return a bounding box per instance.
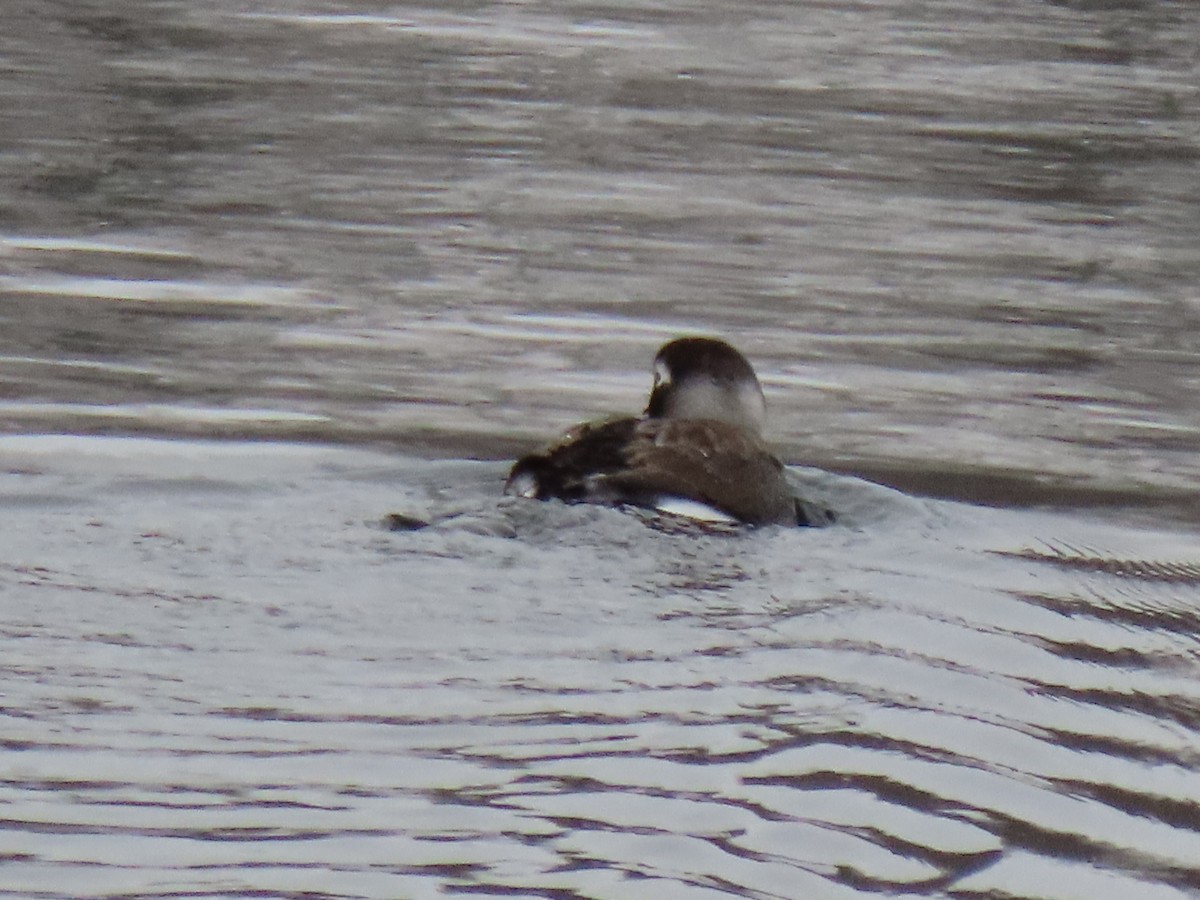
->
[504,417,639,505]
[505,416,799,526]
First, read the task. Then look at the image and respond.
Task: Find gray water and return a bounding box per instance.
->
[2,1,1200,898]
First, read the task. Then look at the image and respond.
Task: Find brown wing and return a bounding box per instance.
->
[504,417,639,502]
[599,418,796,525]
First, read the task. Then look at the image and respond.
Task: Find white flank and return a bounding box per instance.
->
[653,496,738,523]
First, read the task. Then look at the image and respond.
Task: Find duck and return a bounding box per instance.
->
[504,336,814,526]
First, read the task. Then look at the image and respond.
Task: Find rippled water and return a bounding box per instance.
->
[3,436,1200,898]
[2,0,1200,897]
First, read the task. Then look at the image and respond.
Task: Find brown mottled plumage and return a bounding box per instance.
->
[505,337,809,526]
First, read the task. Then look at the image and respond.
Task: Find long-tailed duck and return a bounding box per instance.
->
[505,337,814,526]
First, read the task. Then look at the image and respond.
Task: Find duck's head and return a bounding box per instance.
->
[645,337,767,435]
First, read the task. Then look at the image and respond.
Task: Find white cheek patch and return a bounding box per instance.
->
[653,496,739,523]
[653,359,672,388]
[738,381,767,431]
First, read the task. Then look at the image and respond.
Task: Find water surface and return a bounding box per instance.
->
[2,0,1200,897]
[2,0,1198,518]
[2,436,1200,898]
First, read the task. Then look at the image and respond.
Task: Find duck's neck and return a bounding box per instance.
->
[648,377,766,434]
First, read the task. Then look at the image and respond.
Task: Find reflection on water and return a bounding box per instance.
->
[1,437,1199,898]
[2,0,1200,897]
